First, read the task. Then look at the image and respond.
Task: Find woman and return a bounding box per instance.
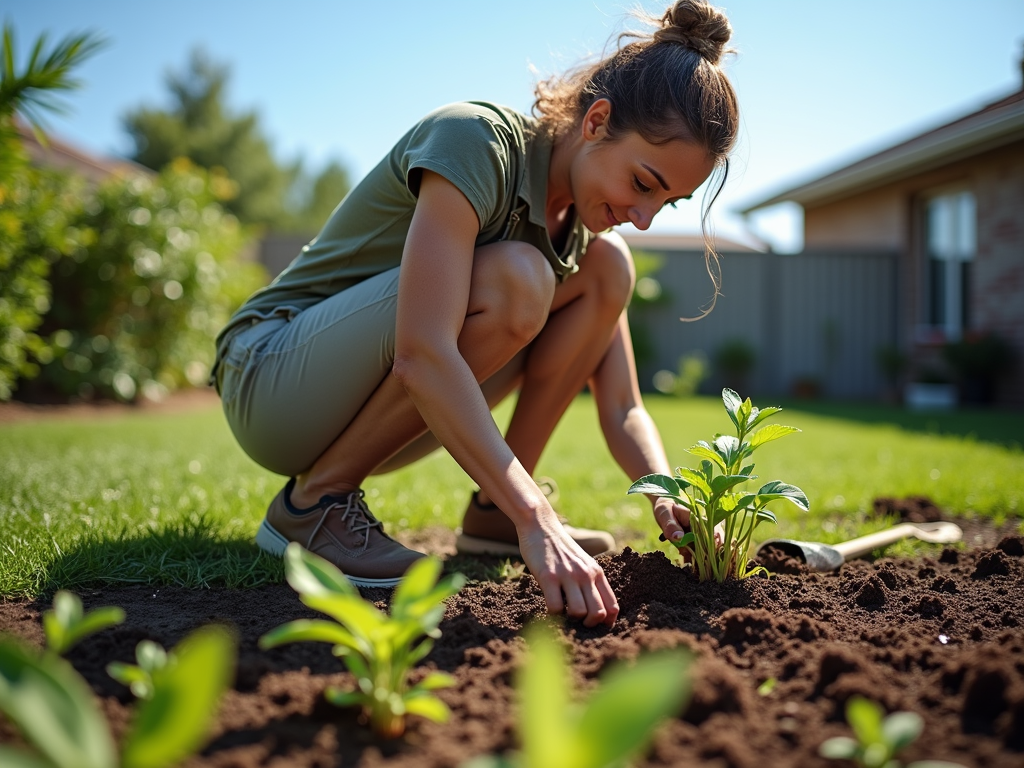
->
[212,0,739,628]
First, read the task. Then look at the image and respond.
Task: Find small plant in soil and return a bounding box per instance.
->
[819,696,965,768]
[0,594,236,768]
[107,639,170,700]
[628,388,809,581]
[259,543,466,738]
[465,622,690,768]
[43,590,125,655]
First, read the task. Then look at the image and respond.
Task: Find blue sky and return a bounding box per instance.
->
[5,0,1023,250]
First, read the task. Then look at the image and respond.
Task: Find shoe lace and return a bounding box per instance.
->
[307,490,383,553]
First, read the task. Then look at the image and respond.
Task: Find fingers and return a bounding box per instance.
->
[520,527,619,627]
[655,500,691,544]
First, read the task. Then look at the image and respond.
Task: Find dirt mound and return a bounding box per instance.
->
[2,542,1023,767]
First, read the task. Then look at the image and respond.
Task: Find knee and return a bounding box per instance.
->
[481,241,555,345]
[583,233,635,315]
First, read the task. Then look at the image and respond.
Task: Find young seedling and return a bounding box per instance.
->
[0,621,236,768]
[43,590,125,655]
[259,543,466,738]
[628,388,809,581]
[463,622,690,768]
[819,696,966,768]
[106,640,168,700]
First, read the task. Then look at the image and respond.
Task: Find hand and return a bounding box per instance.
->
[652,497,723,557]
[517,513,619,628]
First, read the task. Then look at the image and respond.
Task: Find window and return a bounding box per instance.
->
[925,190,975,340]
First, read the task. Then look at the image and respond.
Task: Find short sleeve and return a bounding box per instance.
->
[399,103,514,230]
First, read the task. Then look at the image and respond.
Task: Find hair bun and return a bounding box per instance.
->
[654,0,733,64]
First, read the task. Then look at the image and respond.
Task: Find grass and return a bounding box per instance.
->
[1,393,1022,599]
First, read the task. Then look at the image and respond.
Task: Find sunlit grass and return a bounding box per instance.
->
[1,393,1022,598]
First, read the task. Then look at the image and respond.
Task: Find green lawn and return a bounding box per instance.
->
[1,393,1022,599]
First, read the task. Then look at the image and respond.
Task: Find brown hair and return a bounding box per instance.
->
[533,0,739,317]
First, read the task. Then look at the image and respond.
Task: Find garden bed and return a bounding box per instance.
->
[2,532,1023,768]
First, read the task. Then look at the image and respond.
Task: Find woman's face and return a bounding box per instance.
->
[570,101,717,232]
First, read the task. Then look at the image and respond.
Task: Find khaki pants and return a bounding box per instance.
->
[217,266,522,477]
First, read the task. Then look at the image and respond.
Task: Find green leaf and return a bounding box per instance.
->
[710,474,754,496]
[283,542,357,598]
[520,624,575,768]
[846,696,885,748]
[819,736,859,759]
[669,532,696,549]
[675,468,711,497]
[721,388,742,429]
[392,556,442,613]
[755,509,778,526]
[713,435,742,467]
[258,618,364,654]
[628,473,681,497]
[403,694,451,723]
[121,625,236,768]
[135,641,167,673]
[410,671,456,692]
[42,595,124,655]
[755,481,810,512]
[341,652,371,680]
[748,424,801,449]
[106,662,154,699]
[756,678,777,696]
[687,442,727,472]
[575,650,691,768]
[738,397,753,429]
[0,636,116,768]
[0,745,56,768]
[324,686,366,708]
[739,463,755,477]
[882,711,923,753]
[301,593,387,640]
[734,494,757,510]
[748,406,782,430]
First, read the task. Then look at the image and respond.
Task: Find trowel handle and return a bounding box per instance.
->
[831,524,917,560]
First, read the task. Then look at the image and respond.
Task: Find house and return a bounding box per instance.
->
[16,121,148,183]
[740,58,1024,407]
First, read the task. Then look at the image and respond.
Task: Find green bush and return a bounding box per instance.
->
[0,133,82,399]
[28,158,266,401]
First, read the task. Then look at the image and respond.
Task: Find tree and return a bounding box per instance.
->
[284,159,351,234]
[123,48,351,233]
[123,48,296,228]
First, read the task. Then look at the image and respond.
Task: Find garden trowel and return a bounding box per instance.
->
[755,521,964,572]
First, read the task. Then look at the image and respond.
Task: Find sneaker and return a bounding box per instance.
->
[255,478,425,587]
[455,485,615,557]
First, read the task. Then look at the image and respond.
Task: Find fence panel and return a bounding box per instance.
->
[633,249,897,400]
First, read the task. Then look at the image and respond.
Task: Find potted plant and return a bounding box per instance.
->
[942,331,1015,406]
[904,368,956,411]
[714,338,756,395]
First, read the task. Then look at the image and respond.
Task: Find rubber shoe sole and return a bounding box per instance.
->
[256,519,406,588]
[454,530,523,557]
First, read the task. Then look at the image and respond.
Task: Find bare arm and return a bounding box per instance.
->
[589,312,692,543]
[393,170,618,626]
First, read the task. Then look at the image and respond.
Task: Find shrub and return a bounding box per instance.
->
[0,141,82,399]
[30,158,266,401]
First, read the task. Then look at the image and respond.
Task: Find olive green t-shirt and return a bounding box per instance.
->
[212,101,595,375]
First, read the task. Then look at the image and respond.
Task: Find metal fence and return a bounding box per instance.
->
[632,249,899,400]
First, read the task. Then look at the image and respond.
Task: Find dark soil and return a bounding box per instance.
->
[3,534,1024,768]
